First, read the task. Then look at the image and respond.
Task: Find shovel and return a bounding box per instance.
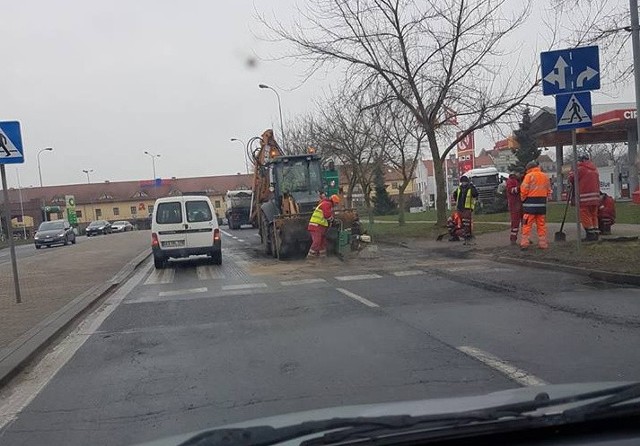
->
[554,186,572,242]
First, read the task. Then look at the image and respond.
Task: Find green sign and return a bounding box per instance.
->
[65,195,77,226]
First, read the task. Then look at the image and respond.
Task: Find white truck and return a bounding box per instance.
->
[225,190,253,229]
[464,167,507,213]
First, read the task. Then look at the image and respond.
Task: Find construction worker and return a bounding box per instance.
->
[452,175,479,241]
[506,170,523,245]
[598,191,616,235]
[307,194,340,258]
[520,160,551,250]
[568,155,601,241]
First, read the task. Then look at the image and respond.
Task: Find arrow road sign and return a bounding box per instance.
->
[556,92,592,131]
[541,46,600,96]
[0,121,24,164]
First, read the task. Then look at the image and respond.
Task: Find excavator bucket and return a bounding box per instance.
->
[273,214,313,259]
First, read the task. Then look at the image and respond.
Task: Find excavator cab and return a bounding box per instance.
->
[272,155,324,214]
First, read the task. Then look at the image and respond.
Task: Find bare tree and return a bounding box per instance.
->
[262,0,537,225]
[377,101,425,225]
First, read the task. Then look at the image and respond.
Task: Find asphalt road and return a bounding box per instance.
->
[0,234,97,266]
[1,227,639,445]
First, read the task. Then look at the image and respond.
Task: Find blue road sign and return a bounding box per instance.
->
[0,121,24,164]
[556,92,592,131]
[541,46,600,96]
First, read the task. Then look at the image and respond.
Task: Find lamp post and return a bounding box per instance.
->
[82,169,94,184]
[144,151,160,180]
[15,168,27,239]
[258,84,285,151]
[230,138,249,174]
[37,147,53,187]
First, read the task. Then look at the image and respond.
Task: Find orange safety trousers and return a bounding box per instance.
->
[580,205,598,230]
[520,214,548,249]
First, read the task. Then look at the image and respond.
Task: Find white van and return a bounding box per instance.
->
[151,195,221,268]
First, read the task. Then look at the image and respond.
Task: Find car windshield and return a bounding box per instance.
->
[4,3,639,446]
[38,222,64,231]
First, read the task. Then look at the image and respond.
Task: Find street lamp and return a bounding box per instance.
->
[82,169,94,184]
[258,84,286,151]
[143,151,160,180]
[230,138,250,173]
[37,147,53,187]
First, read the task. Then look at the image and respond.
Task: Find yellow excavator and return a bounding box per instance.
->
[249,129,361,259]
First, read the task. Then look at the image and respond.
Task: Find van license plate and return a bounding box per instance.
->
[162,240,185,248]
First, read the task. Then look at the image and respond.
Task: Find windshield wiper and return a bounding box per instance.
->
[178,383,640,446]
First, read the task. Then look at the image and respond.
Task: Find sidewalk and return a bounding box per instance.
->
[0,232,150,350]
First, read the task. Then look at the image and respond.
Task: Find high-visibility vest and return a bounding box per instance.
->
[455,186,475,210]
[309,201,330,227]
[520,167,550,215]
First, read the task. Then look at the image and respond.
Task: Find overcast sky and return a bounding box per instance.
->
[1,0,634,188]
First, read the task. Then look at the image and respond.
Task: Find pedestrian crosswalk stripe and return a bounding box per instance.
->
[196,265,225,280]
[221,283,268,291]
[159,287,208,297]
[444,265,488,272]
[392,270,425,277]
[335,274,382,281]
[281,278,327,286]
[144,268,175,285]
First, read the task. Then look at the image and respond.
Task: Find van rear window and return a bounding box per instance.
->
[156,202,182,224]
[186,201,213,223]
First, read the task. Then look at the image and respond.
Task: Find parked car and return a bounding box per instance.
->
[34,219,76,249]
[111,220,134,232]
[85,220,112,236]
[151,195,221,268]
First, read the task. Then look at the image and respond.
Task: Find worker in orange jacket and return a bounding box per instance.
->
[520,160,551,250]
[568,155,601,241]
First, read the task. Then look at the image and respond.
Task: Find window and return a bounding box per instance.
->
[95,209,102,218]
[156,202,182,224]
[76,210,83,218]
[148,205,154,215]
[130,206,137,215]
[186,201,213,222]
[113,207,120,216]
[214,200,221,208]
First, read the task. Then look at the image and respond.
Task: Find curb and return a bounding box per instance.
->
[0,249,151,387]
[477,253,640,286]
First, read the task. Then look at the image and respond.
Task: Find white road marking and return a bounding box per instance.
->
[336,288,380,308]
[221,230,233,237]
[159,287,208,297]
[237,239,245,243]
[392,270,425,277]
[335,274,382,281]
[221,283,268,291]
[196,265,225,280]
[143,268,175,285]
[457,346,547,387]
[0,259,153,431]
[445,265,489,272]
[281,278,327,286]
[254,234,261,238]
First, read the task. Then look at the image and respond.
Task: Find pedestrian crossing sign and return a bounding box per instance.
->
[555,92,592,131]
[0,121,23,164]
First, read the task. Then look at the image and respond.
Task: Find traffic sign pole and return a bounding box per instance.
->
[571,130,581,253]
[1,164,22,303]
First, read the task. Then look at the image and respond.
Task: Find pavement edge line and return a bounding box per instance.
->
[0,249,151,388]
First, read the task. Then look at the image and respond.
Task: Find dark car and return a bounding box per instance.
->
[85,220,112,236]
[34,219,76,249]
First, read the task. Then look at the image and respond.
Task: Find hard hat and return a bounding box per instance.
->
[459,175,469,182]
[330,194,341,204]
[525,160,539,170]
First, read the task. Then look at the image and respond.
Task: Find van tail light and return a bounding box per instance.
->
[213,228,220,242]
[151,233,159,247]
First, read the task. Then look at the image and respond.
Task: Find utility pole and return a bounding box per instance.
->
[630,0,640,194]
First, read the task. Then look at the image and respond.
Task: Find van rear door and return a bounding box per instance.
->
[184,199,215,249]
[155,199,187,249]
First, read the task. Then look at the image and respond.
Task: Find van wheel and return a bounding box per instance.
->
[211,250,222,265]
[153,255,166,269]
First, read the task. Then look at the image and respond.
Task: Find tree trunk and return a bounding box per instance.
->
[426,130,447,226]
[397,184,407,226]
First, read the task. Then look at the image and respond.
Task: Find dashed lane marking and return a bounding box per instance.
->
[457,346,547,387]
[159,287,208,297]
[238,239,245,243]
[144,268,175,285]
[221,230,233,237]
[281,278,327,286]
[336,288,380,308]
[335,274,382,282]
[392,270,425,277]
[221,283,268,291]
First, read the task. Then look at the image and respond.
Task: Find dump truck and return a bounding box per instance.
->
[465,167,507,213]
[225,190,253,229]
[249,129,361,259]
